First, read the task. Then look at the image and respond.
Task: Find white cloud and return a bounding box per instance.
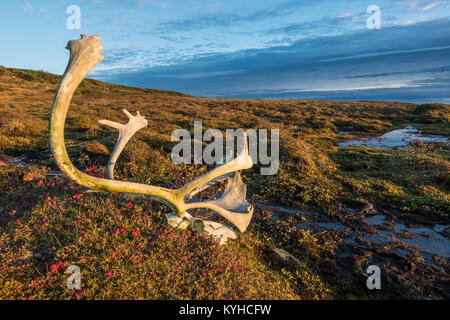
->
[21,4,33,11]
[396,0,419,8]
[395,20,414,25]
[320,45,450,63]
[288,83,420,92]
[422,1,443,10]
[397,0,444,11]
[333,11,353,19]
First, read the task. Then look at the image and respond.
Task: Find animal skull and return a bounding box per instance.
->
[49,34,254,245]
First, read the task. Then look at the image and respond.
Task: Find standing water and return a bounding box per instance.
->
[337,126,448,149]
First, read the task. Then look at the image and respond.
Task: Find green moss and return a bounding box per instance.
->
[332,146,449,217]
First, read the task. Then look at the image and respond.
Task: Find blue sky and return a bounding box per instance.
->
[1,0,450,102]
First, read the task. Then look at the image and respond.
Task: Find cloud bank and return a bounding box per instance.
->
[95,18,450,103]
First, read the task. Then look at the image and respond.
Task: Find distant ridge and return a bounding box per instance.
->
[0,65,190,97]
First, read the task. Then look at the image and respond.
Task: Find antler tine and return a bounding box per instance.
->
[98,119,123,131]
[99,109,148,180]
[122,108,133,119]
[177,132,252,197]
[185,153,234,199]
[185,173,233,200]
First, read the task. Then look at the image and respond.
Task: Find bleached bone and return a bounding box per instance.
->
[165,212,237,245]
[185,152,234,199]
[185,172,233,200]
[99,109,148,180]
[202,220,238,245]
[48,34,253,244]
[186,171,253,233]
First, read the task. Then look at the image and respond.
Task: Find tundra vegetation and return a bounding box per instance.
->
[0,64,448,299]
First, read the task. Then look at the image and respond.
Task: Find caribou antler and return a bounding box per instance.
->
[49,34,254,244]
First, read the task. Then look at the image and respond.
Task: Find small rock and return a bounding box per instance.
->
[34,253,43,260]
[165,213,189,229]
[23,172,38,182]
[22,250,33,261]
[272,248,300,264]
[360,202,374,214]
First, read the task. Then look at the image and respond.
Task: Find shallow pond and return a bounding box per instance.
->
[337,126,449,149]
[256,200,450,259]
[365,222,450,258]
[4,155,31,167]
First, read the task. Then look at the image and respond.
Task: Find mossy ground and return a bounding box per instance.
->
[0,66,448,299]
